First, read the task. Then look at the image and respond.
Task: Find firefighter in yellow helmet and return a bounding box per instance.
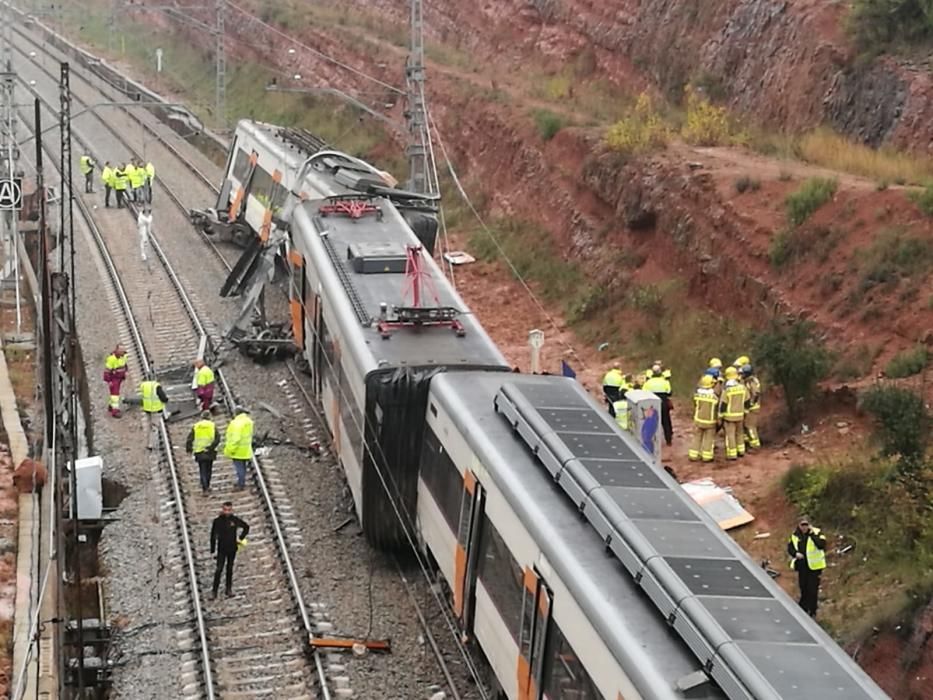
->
[689,375,717,462]
[741,363,762,449]
[719,366,746,460]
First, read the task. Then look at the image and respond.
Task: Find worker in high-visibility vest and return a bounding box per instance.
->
[144,161,155,203]
[112,164,129,208]
[602,363,625,404]
[139,370,170,450]
[128,160,147,202]
[787,516,827,617]
[186,410,220,494]
[79,154,96,193]
[223,406,254,489]
[643,364,673,447]
[193,358,216,411]
[100,161,114,208]
[103,344,127,417]
[609,374,634,432]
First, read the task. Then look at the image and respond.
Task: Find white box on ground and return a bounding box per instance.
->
[73,456,103,520]
[625,389,662,467]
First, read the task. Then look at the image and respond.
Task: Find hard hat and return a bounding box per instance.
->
[699,375,714,388]
[704,367,719,377]
[740,363,753,376]
[724,366,738,380]
[200,410,212,419]
[709,357,722,369]
[734,355,750,367]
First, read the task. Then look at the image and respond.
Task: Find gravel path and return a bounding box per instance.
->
[15,15,491,700]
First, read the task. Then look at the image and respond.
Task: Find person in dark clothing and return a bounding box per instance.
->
[210,502,249,599]
[786,516,827,617]
[185,411,220,494]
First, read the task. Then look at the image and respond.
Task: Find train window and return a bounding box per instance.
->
[477,515,523,642]
[541,619,602,700]
[419,427,463,532]
[231,148,251,182]
[252,166,275,201]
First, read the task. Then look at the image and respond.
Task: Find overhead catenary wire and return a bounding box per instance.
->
[427,110,588,372]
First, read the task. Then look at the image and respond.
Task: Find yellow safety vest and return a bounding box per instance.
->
[721,380,746,421]
[113,170,128,190]
[79,155,94,175]
[145,162,155,181]
[101,167,113,186]
[602,368,624,388]
[140,380,164,413]
[192,419,216,454]
[195,365,215,387]
[788,528,826,570]
[643,376,671,394]
[223,414,254,460]
[612,399,629,430]
[105,353,127,371]
[693,388,717,427]
[129,165,146,188]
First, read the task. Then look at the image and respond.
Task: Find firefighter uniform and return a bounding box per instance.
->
[742,365,762,449]
[689,376,717,462]
[720,368,747,460]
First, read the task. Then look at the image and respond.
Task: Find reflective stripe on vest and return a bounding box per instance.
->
[196,365,215,387]
[693,389,717,426]
[105,354,127,371]
[722,381,745,420]
[192,420,216,454]
[789,529,826,570]
[745,376,762,411]
[224,414,253,459]
[140,381,164,413]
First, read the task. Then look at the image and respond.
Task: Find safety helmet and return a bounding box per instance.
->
[740,363,753,376]
[734,355,750,367]
[724,366,739,380]
[709,357,722,369]
[699,375,714,389]
[704,367,720,378]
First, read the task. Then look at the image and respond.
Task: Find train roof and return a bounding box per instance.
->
[431,372,727,700]
[292,197,508,373]
[430,372,890,700]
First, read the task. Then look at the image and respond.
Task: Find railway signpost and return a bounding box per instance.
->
[0,177,22,210]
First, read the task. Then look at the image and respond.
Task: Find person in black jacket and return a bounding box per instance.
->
[186,411,220,494]
[210,502,249,599]
[786,516,827,617]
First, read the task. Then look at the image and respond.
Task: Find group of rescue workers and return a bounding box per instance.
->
[602,355,761,463]
[78,153,156,207]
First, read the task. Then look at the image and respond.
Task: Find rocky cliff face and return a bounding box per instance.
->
[341,0,932,152]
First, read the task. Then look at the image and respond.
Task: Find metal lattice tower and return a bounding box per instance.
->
[405,0,429,195]
[215,0,226,128]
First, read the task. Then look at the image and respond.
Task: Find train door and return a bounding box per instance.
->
[455,473,485,635]
[519,569,553,700]
[311,293,323,398]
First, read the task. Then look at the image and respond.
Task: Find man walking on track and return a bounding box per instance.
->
[137,206,153,263]
[103,344,128,418]
[186,410,219,494]
[787,516,827,618]
[210,501,249,599]
[224,406,254,490]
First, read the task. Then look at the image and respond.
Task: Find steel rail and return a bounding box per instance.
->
[12,102,218,700]
[17,54,331,700]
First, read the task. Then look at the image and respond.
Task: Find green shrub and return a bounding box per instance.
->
[752,317,831,420]
[909,182,933,216]
[782,464,831,517]
[769,230,792,267]
[769,226,845,268]
[533,109,564,141]
[785,177,838,226]
[735,175,761,194]
[885,346,929,378]
[857,228,933,294]
[849,0,933,51]
[605,93,669,154]
[860,385,929,466]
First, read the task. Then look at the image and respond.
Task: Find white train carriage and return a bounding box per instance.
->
[418,372,890,700]
[285,165,509,548]
[215,120,395,245]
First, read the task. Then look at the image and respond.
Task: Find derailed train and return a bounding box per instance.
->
[205,120,890,700]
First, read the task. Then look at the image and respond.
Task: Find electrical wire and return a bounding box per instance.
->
[427,110,588,372]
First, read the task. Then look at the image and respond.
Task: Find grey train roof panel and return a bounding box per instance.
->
[294,197,507,371]
[430,372,727,700]
[492,377,889,700]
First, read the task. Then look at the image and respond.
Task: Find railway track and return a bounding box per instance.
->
[15,74,335,700]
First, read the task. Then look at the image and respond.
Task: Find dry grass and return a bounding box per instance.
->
[797,129,933,185]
